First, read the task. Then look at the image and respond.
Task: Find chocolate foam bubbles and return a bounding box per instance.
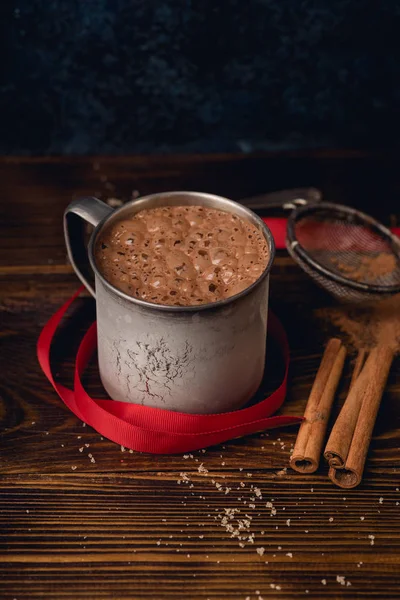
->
[95,205,269,306]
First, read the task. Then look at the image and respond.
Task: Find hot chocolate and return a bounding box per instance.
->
[95,205,269,306]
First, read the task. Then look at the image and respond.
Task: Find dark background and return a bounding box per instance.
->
[2,0,400,155]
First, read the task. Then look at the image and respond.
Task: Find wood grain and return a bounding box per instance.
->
[1,154,400,599]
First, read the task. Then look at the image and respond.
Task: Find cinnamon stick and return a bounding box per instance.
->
[290,338,346,473]
[349,349,367,390]
[328,344,394,489]
[324,350,368,468]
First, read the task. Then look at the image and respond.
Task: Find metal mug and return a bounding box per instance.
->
[64,191,275,414]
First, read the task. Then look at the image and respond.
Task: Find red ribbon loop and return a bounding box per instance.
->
[37,287,302,453]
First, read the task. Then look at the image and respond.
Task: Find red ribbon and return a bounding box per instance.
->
[37,287,301,454]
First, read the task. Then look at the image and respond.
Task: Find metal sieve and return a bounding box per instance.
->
[285,200,400,303]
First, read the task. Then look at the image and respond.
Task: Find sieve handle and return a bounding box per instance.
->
[240,187,322,211]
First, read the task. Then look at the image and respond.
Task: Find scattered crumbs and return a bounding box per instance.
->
[198,463,208,475]
[379,497,383,504]
[26,509,29,514]
[254,487,262,498]
[177,472,190,484]
[311,488,313,492]
[329,517,334,522]
[305,590,309,594]
[221,462,226,466]
[286,552,293,558]
[276,468,287,476]
[360,516,365,521]
[286,519,291,527]
[71,466,77,470]
[357,562,363,567]
[336,576,346,586]
[79,447,84,453]
[247,473,252,477]
[269,583,281,591]
[31,421,35,425]
[129,449,133,454]
[305,530,309,533]
[321,579,327,585]
[239,467,243,472]
[45,432,49,435]
[84,443,90,448]
[183,454,189,459]
[60,444,64,448]
[77,436,82,439]
[82,422,86,427]
[368,534,375,545]
[121,445,126,452]
[256,547,265,556]
[156,541,161,546]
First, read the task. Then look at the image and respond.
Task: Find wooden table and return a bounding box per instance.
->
[1,154,399,599]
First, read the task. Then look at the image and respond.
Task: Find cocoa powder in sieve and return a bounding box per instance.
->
[331,253,397,283]
[318,294,400,353]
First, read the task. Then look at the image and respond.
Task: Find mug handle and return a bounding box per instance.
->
[64,197,113,297]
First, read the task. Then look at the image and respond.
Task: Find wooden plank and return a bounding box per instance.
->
[1,154,400,268]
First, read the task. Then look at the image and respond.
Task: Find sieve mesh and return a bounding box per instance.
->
[286,203,400,303]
